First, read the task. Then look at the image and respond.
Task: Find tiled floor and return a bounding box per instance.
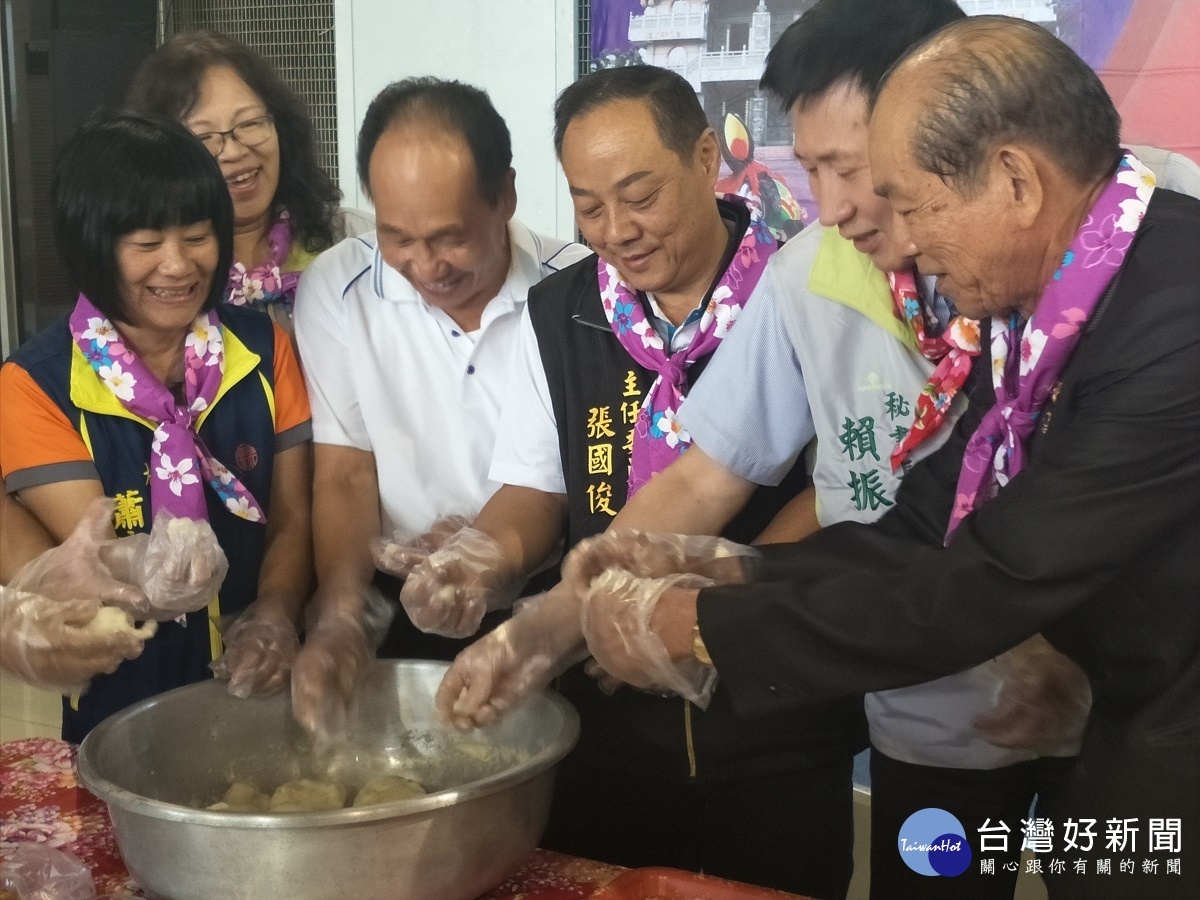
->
[0,674,62,742]
[0,676,1044,899]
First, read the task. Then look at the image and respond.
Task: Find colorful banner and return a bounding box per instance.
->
[590,1,1199,218]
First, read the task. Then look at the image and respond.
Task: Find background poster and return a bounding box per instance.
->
[588,0,1199,224]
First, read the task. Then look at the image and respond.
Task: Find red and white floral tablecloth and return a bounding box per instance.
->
[0,738,620,898]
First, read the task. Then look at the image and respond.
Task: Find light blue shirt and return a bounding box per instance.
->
[678,270,816,486]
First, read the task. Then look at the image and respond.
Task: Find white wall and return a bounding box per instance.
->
[335,0,578,241]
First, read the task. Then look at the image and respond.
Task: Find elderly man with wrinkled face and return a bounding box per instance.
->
[569,17,1200,900]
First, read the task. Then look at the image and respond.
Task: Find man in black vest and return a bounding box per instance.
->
[405,67,865,896]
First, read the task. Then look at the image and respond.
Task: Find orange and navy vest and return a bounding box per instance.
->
[9,304,281,741]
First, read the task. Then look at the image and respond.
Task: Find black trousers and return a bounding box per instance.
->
[1037,706,1200,900]
[541,751,856,900]
[868,749,1074,900]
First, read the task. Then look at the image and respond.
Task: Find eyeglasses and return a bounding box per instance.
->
[193,115,275,156]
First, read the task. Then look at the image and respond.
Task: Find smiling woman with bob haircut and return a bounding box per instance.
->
[0,114,314,742]
[126,31,370,335]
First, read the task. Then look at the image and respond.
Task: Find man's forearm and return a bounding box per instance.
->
[611,444,755,536]
[753,485,820,545]
[470,484,568,581]
[311,444,381,618]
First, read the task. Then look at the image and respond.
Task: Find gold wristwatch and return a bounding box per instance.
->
[692,622,712,666]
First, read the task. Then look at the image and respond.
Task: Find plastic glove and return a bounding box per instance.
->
[370,514,471,578]
[102,511,229,620]
[583,657,626,696]
[0,844,95,900]
[975,634,1093,752]
[6,497,147,613]
[435,586,588,730]
[398,526,522,638]
[211,601,301,698]
[0,585,156,692]
[563,530,755,597]
[580,569,718,709]
[290,591,383,745]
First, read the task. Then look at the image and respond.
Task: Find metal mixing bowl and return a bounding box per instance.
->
[77,660,579,900]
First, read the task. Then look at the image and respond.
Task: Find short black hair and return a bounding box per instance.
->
[760,0,965,111]
[125,31,341,253]
[357,77,512,205]
[52,114,234,323]
[877,16,1122,193]
[553,65,708,161]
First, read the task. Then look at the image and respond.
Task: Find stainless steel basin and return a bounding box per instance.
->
[77,660,579,900]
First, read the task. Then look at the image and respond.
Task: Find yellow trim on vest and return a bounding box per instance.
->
[807,228,918,351]
[282,243,318,274]
[196,327,262,430]
[78,414,93,458]
[208,594,223,664]
[69,692,80,710]
[69,326,263,432]
[684,699,698,778]
[257,371,277,425]
[70,344,154,428]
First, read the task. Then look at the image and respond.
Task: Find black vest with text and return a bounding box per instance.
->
[526,247,867,783]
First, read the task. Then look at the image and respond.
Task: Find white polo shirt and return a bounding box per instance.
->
[294,220,588,536]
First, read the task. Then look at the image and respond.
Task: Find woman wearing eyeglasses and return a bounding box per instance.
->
[125,31,370,336]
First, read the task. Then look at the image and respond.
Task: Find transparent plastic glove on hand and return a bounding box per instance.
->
[435,587,587,730]
[580,569,718,709]
[398,526,521,638]
[211,602,301,698]
[7,497,147,613]
[370,514,471,578]
[563,529,755,597]
[583,657,625,696]
[290,597,375,746]
[975,634,1093,752]
[0,585,156,692]
[361,581,398,649]
[102,511,229,620]
[0,844,95,900]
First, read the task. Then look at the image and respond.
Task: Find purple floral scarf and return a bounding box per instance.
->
[225,211,300,313]
[946,151,1155,540]
[598,194,778,497]
[70,295,266,523]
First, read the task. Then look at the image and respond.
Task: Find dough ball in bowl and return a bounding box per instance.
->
[269,779,348,812]
[207,780,270,813]
[352,775,427,808]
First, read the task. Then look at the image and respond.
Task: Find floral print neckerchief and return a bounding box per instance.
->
[597,194,777,497]
[225,211,300,314]
[70,294,266,523]
[946,151,1155,541]
[887,268,981,472]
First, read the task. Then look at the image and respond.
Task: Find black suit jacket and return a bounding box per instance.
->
[698,190,1200,885]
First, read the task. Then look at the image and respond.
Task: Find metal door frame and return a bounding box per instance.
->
[0,0,18,359]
